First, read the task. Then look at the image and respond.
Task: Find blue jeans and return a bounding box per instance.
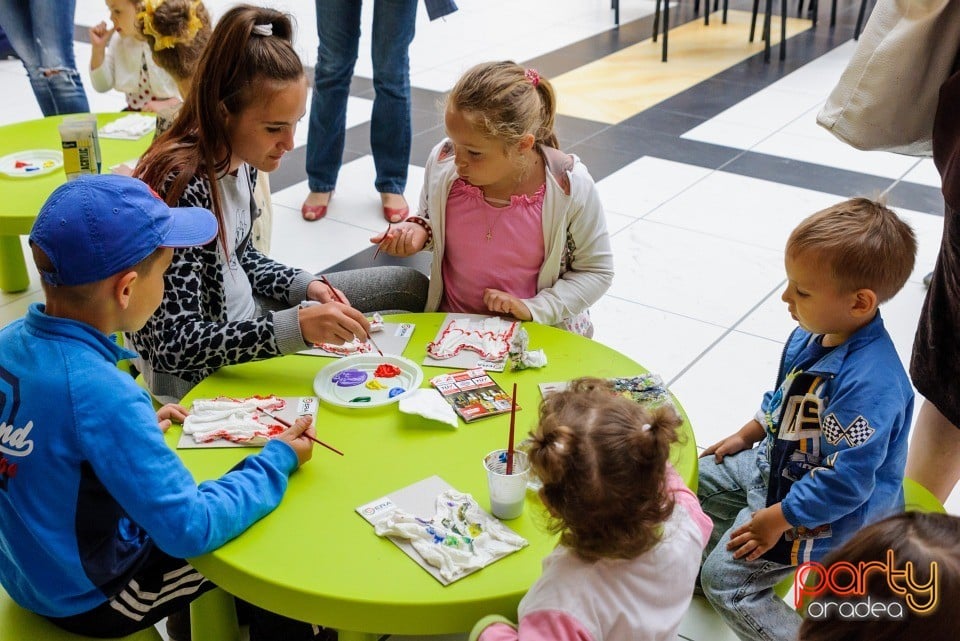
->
[307,0,417,195]
[698,448,799,641]
[0,0,89,116]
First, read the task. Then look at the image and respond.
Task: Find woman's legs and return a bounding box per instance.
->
[905,399,960,503]
[306,0,362,213]
[370,0,417,204]
[324,265,428,313]
[0,0,89,116]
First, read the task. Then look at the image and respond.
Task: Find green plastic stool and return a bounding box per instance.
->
[0,585,162,641]
[773,477,947,602]
[903,477,947,514]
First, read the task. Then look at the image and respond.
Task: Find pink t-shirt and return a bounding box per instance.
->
[440,179,545,315]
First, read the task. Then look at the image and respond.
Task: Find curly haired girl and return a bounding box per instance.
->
[472,377,712,641]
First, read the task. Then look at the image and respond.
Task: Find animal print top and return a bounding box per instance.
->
[128,166,316,401]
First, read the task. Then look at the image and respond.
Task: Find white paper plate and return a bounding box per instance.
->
[313,354,423,408]
[0,149,63,178]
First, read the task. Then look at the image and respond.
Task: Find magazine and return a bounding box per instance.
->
[429,368,517,423]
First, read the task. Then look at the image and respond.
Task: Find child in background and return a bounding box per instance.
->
[90,0,178,111]
[471,378,712,641]
[697,198,918,641]
[137,0,210,132]
[0,175,321,640]
[798,511,960,641]
[373,61,613,337]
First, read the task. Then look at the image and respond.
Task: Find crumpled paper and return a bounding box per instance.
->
[508,327,547,370]
[398,388,459,428]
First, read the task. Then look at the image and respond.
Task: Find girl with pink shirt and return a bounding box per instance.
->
[470,377,712,641]
[373,61,613,337]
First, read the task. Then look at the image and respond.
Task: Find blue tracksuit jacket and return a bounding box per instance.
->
[756,312,913,565]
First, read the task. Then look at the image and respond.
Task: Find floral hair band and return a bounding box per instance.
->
[525,68,540,87]
[139,0,204,51]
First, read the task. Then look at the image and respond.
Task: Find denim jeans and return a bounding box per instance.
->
[308,0,417,195]
[698,448,799,641]
[0,0,89,116]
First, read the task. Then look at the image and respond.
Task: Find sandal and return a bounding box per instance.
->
[382,206,409,223]
[381,193,409,223]
[302,192,332,222]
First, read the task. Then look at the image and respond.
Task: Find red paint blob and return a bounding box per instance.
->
[374,363,402,378]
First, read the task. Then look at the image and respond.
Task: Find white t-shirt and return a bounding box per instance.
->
[218,169,257,321]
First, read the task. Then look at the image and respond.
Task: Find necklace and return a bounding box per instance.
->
[484,207,507,241]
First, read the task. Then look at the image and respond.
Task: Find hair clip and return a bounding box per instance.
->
[554,441,565,451]
[524,68,540,87]
[641,423,652,432]
[252,23,273,37]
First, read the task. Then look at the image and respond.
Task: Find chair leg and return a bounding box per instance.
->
[796,0,803,17]
[613,0,620,26]
[653,0,661,42]
[705,0,711,26]
[694,0,700,14]
[810,0,818,27]
[854,0,870,40]
[723,0,729,23]
[830,0,837,27]
[663,0,670,62]
[763,0,773,62]
[750,0,761,41]
[780,0,787,61]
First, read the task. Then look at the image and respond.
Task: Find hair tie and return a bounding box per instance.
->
[525,68,540,87]
[554,441,565,451]
[641,423,652,432]
[252,23,273,37]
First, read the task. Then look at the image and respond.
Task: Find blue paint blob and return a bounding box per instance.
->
[388,387,406,398]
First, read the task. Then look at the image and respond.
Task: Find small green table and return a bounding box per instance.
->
[0,113,155,292]
[172,314,699,641]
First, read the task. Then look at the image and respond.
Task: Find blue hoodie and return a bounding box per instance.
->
[0,303,299,617]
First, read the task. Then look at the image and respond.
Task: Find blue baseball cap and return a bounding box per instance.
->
[29,175,218,286]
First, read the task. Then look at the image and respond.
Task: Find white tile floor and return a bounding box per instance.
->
[2,2,957,640]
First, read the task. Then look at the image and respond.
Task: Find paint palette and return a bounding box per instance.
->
[313,354,423,408]
[0,150,63,178]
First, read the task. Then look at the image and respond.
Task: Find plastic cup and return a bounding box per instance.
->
[483,449,530,519]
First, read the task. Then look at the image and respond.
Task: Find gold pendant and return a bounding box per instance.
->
[485,230,492,241]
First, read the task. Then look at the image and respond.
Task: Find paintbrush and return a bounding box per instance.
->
[373,221,392,260]
[506,382,518,475]
[260,410,344,456]
[319,274,384,356]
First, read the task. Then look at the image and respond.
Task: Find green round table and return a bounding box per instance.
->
[0,113,155,292]
[172,314,699,641]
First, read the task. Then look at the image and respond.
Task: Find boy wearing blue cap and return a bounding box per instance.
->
[0,175,322,639]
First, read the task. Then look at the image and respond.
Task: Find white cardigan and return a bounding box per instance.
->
[416,140,614,335]
[90,36,178,101]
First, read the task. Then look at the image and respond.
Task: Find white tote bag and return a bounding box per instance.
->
[817,0,960,157]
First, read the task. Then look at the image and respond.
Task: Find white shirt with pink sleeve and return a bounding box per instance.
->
[475,466,712,641]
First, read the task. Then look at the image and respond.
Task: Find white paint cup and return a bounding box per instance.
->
[483,449,529,519]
